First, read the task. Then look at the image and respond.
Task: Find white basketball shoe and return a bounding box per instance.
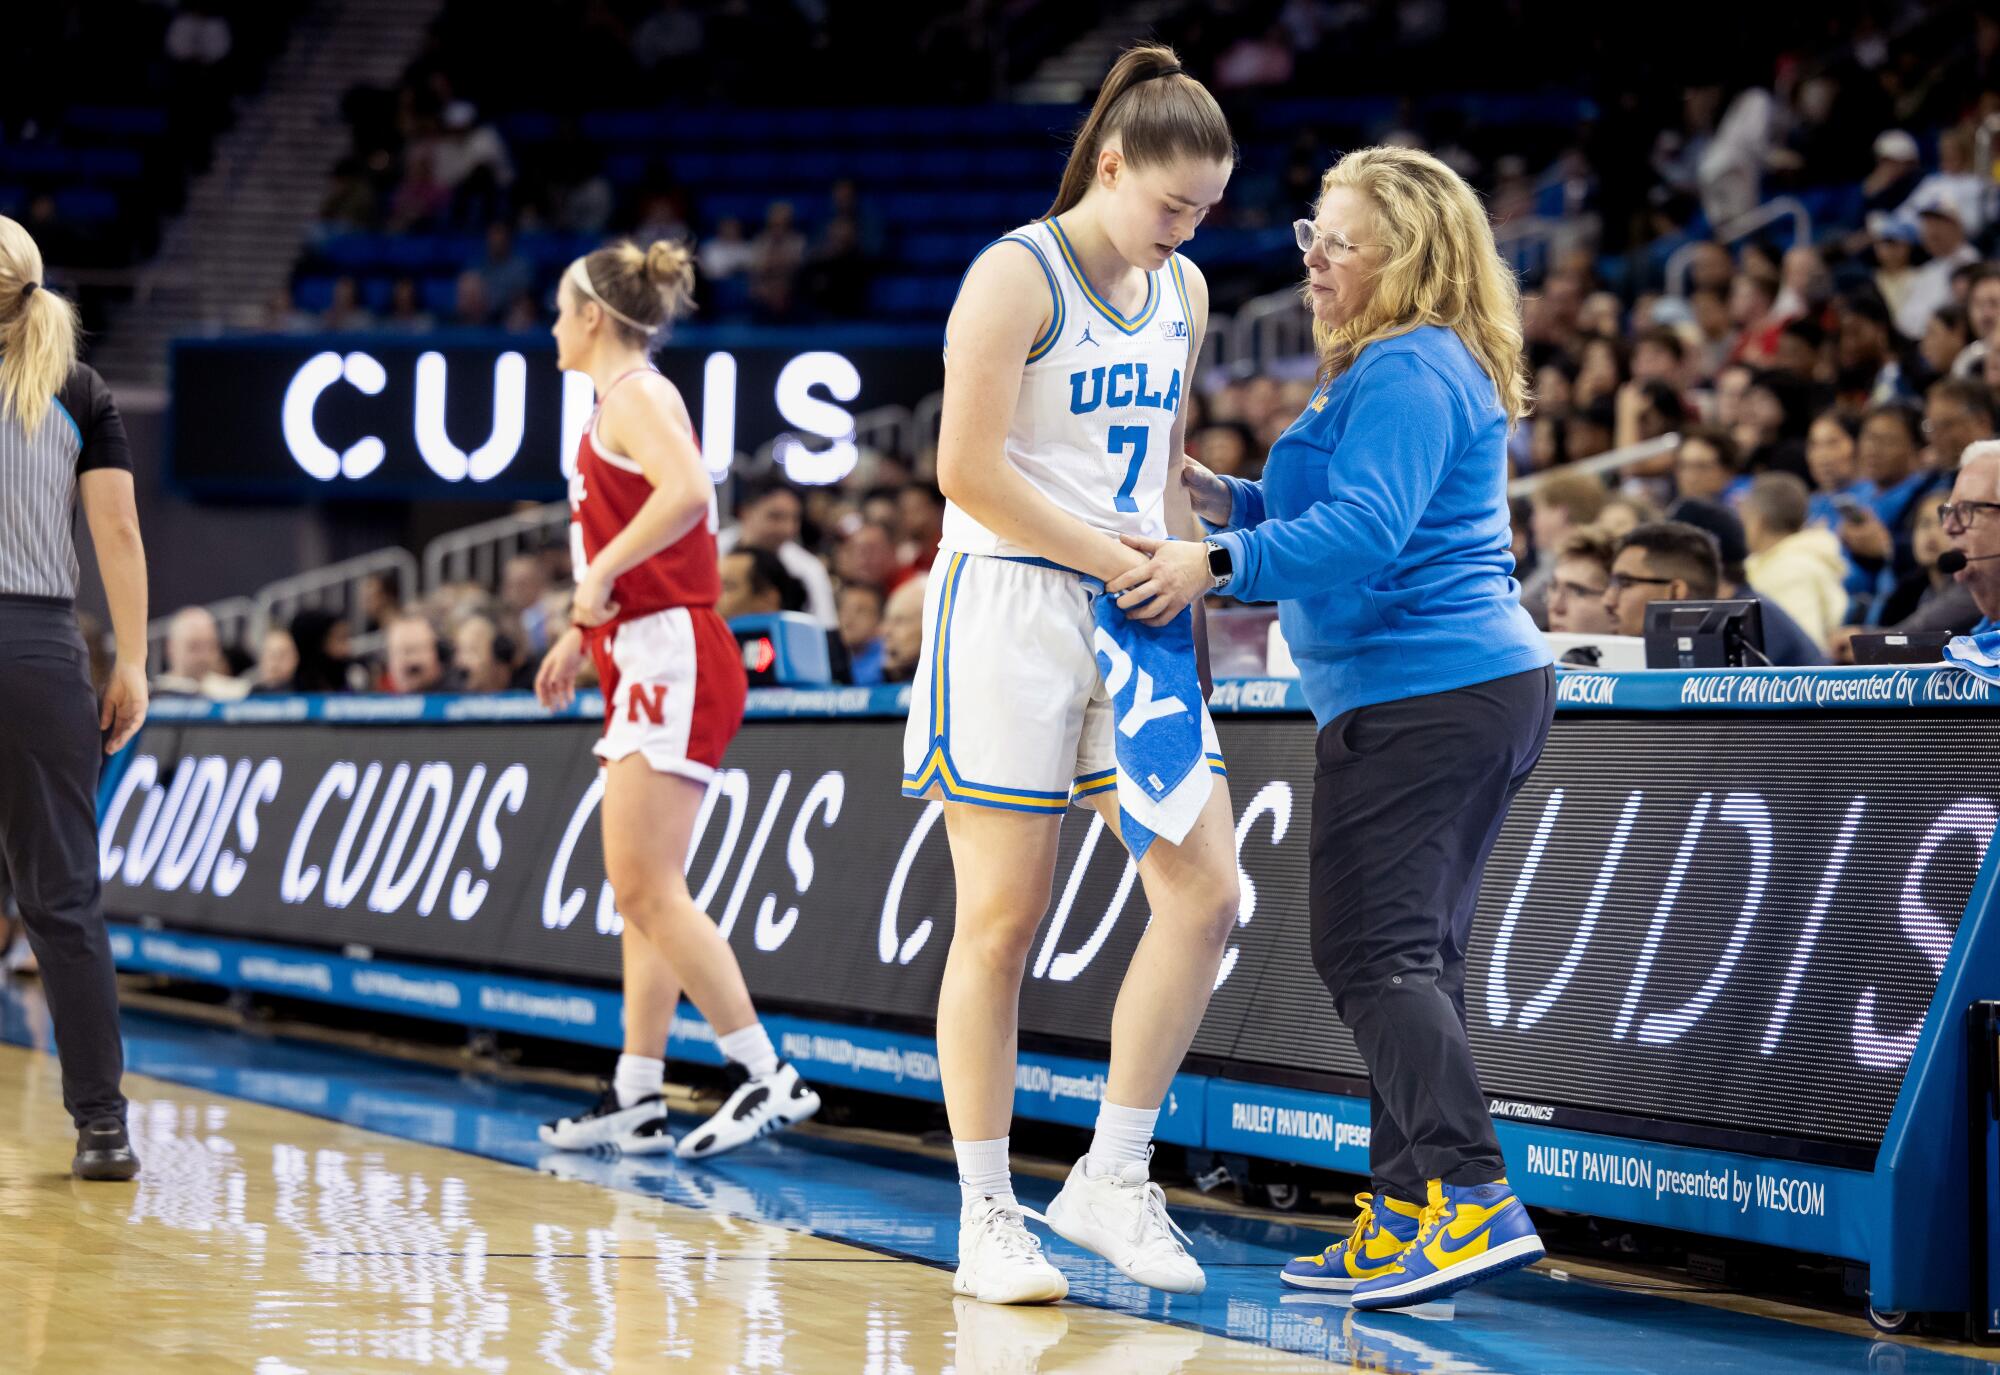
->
[954,1195,1070,1305]
[1044,1153,1205,1294]
[538,1089,676,1154]
[674,1060,821,1159]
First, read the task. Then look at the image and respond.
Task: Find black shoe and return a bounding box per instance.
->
[73,1117,140,1181]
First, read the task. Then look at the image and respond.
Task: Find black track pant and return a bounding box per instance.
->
[0,597,126,1127]
[1308,666,1553,1204]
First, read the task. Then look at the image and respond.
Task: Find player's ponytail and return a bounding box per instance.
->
[0,215,80,434]
[566,238,697,345]
[1047,43,1234,219]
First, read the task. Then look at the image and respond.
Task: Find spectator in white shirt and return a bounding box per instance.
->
[701,218,756,282]
[1894,195,1980,341]
[1893,126,1987,239]
[434,103,514,224]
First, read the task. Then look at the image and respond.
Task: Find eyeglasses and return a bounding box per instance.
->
[1937,500,2000,530]
[1551,578,1608,601]
[1606,572,1677,595]
[1293,218,1376,260]
[1924,415,1972,435]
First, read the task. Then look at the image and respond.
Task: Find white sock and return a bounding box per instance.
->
[613,1053,664,1109]
[716,1022,779,1079]
[1086,1101,1158,1175]
[954,1136,1015,1208]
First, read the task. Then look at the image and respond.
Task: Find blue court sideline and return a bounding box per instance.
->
[4,985,1993,1375]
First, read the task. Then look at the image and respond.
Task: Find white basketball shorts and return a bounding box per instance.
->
[901,551,1224,815]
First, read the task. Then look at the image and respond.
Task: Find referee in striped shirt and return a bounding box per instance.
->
[0,217,148,1180]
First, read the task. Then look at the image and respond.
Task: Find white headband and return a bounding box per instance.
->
[564,257,653,333]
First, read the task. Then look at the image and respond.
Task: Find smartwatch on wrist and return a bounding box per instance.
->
[1203,539,1233,591]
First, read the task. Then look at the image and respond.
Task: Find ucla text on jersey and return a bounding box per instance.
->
[1068,362,1182,415]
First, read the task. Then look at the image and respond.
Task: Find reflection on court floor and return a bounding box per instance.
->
[0,987,1994,1374]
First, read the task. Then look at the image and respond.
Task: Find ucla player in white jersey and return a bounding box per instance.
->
[902,44,1242,1304]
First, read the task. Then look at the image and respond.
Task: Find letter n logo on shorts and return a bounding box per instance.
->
[626,684,668,725]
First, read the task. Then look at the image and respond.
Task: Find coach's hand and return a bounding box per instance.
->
[1109,535,1209,626]
[100,659,148,755]
[1182,455,1231,527]
[536,627,587,711]
[570,571,619,628]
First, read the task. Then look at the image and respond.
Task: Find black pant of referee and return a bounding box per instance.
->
[0,599,130,1133]
[1309,665,1554,1203]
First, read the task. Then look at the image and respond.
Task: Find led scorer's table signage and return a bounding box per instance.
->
[169,337,943,499]
[99,702,2000,1163]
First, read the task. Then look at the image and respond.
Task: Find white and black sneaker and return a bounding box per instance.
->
[675,1061,821,1159]
[538,1088,677,1155]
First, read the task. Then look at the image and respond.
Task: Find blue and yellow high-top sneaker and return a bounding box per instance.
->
[1349,1178,1544,1310]
[1279,1191,1426,1291]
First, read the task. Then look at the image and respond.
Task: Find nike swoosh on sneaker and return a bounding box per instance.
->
[1434,1201,1518,1257]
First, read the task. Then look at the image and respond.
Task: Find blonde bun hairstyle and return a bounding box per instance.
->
[568,238,697,341]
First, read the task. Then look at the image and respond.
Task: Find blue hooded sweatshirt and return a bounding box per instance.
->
[1212,325,1550,727]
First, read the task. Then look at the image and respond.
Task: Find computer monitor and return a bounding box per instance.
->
[1545,632,1648,670]
[1642,599,1767,669]
[1851,630,1953,665]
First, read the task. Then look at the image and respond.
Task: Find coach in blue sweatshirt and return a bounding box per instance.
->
[1113,147,1553,1311]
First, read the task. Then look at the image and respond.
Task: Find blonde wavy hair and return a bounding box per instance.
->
[0,216,80,433]
[1310,146,1529,426]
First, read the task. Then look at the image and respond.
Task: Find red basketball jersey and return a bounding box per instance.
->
[568,369,721,630]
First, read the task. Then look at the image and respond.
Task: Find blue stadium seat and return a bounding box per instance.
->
[852,151,910,184]
[74,148,145,179]
[55,187,120,223]
[730,111,799,144]
[0,147,80,177]
[422,276,461,317]
[64,106,170,139]
[790,152,843,183]
[726,151,787,185]
[673,151,724,183]
[318,233,386,269]
[516,231,572,269]
[605,152,650,185]
[901,233,987,267]
[844,109,908,141]
[497,112,559,145]
[709,274,752,314]
[977,148,1052,183]
[910,150,969,181]
[575,112,636,143]
[385,236,440,271]
[869,275,958,317]
[294,275,336,312]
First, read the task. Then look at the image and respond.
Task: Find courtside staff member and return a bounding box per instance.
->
[0,217,149,1180]
[1113,147,1553,1311]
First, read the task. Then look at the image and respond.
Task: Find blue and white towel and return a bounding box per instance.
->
[1944,626,2000,684]
[1089,595,1206,862]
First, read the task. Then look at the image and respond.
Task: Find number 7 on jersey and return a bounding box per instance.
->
[1108,424,1149,514]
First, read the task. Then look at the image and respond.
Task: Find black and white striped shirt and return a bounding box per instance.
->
[0,363,132,601]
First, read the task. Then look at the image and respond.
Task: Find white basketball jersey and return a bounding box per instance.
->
[939,219,1196,559]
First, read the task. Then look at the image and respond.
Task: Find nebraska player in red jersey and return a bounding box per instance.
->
[534,240,819,1159]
